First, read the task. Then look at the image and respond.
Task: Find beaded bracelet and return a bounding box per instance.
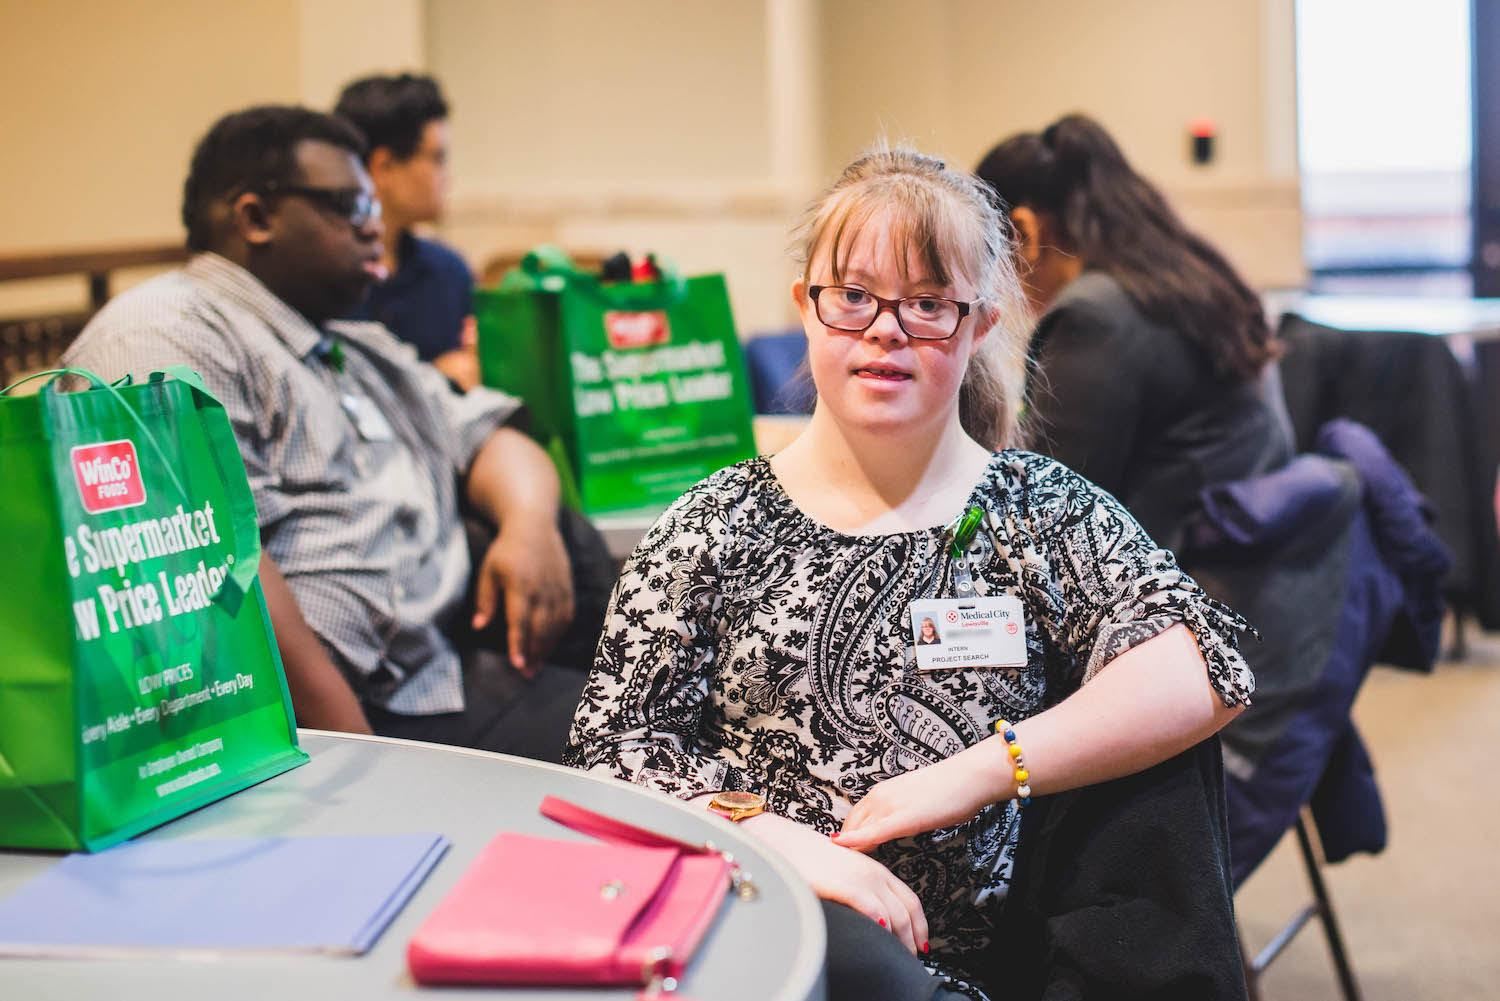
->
[993,720,1032,806]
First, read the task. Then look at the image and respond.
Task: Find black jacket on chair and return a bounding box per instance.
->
[1277,313,1498,627]
[983,738,1248,1001]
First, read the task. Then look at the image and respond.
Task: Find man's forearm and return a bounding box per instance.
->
[464,426,561,529]
[257,553,372,734]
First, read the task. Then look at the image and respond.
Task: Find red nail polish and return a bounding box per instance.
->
[878,918,886,928]
[922,941,930,954]
[829,831,840,839]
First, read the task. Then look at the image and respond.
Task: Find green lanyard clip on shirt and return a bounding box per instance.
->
[948,505,983,597]
[313,334,346,375]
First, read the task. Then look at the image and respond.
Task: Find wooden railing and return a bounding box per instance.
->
[0,242,188,385]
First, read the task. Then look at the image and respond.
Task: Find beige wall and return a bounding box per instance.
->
[433,0,1301,335]
[819,0,1302,285]
[428,0,773,194]
[0,0,422,312]
[823,0,1279,184]
[2,0,1301,325]
[0,0,301,253]
[299,0,426,110]
[427,0,802,334]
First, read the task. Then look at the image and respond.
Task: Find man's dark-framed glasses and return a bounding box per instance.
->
[261,183,381,229]
[807,284,971,341]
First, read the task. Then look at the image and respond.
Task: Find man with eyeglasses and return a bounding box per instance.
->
[335,74,478,390]
[64,105,598,763]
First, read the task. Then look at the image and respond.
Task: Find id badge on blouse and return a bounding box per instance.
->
[341,392,396,442]
[909,503,1027,671]
[909,596,1028,671]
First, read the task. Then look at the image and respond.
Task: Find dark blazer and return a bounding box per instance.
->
[1026,272,1293,553]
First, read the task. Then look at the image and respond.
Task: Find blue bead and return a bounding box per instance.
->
[1003,728,1016,742]
[1019,797,1031,807]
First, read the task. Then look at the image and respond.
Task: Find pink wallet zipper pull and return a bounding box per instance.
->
[636,947,693,1000]
[704,842,760,901]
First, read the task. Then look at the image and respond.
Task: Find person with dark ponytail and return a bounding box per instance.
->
[975,114,1294,553]
[978,117,1370,949]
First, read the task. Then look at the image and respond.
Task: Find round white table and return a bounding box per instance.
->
[0,731,826,1001]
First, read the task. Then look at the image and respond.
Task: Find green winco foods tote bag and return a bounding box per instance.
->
[0,368,307,851]
[475,247,756,516]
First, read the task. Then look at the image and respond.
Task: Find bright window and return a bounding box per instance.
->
[1297,0,1472,290]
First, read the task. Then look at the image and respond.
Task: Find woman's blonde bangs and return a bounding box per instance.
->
[802,178,989,303]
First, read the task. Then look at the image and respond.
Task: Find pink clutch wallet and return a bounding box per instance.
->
[406,795,758,997]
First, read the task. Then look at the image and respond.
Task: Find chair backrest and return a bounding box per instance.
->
[742,330,813,415]
[0,242,188,386]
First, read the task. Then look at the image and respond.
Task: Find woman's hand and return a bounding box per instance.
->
[834,740,1010,852]
[741,813,929,955]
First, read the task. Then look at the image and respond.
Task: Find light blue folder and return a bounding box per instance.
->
[0,833,448,957]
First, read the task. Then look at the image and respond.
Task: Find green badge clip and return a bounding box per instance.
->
[950,505,983,559]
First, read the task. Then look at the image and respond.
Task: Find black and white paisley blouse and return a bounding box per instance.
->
[564,450,1252,990]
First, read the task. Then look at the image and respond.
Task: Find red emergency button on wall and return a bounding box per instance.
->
[1190,118,1216,165]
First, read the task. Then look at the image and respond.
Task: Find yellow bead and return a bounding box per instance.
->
[1008,744,1023,759]
[1015,769,1029,783]
[994,720,1010,733]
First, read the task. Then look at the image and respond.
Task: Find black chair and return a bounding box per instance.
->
[742,330,814,415]
[1240,808,1362,1001]
[1277,312,1499,648]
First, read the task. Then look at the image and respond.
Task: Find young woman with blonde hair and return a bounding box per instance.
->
[566,144,1252,999]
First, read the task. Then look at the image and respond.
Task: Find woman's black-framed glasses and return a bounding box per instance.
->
[807,284,971,341]
[260,183,382,229]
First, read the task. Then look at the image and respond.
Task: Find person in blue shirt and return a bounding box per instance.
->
[335,74,479,389]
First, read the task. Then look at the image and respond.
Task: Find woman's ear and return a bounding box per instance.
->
[791,277,810,313]
[968,305,998,353]
[1009,206,1043,266]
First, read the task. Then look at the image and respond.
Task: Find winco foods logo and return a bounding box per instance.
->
[71,440,147,514]
[604,310,670,349]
